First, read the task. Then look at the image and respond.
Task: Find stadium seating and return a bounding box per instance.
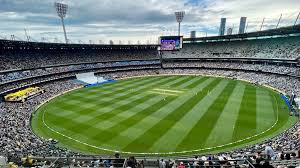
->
[163,36,300,60]
[0,48,159,71]
[1,34,300,168]
[0,60,160,84]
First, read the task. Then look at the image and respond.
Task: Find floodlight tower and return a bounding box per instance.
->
[175,11,185,36]
[55,2,68,44]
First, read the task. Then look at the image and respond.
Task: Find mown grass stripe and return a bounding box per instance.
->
[169,76,194,87]
[60,76,152,100]
[256,88,276,133]
[70,76,184,117]
[91,76,163,90]
[46,76,184,133]
[185,76,209,89]
[232,84,257,141]
[103,78,216,150]
[204,82,245,147]
[86,76,150,91]
[122,79,222,152]
[176,76,203,88]
[175,80,237,151]
[61,76,164,104]
[90,96,178,144]
[49,76,178,121]
[86,77,208,144]
[54,76,161,110]
[66,94,157,135]
[68,76,203,137]
[149,79,230,152]
[92,96,166,130]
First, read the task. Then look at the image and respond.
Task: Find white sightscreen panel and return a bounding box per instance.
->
[76,72,98,84]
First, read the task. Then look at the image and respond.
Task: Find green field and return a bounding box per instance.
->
[31,75,297,156]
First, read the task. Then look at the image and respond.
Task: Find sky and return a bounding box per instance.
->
[0,0,299,44]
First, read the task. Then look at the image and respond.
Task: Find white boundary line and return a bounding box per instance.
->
[38,74,283,155]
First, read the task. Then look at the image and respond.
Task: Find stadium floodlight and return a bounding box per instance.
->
[259,18,265,31]
[175,11,185,36]
[294,12,300,26]
[276,14,282,29]
[55,2,68,44]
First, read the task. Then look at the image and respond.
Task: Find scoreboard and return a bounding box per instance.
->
[159,36,183,51]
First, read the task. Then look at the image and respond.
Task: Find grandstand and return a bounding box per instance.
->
[1,4,300,168]
[163,36,300,59]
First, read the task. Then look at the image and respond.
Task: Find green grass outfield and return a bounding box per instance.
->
[31,75,297,156]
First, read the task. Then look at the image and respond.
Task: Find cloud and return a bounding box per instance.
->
[0,0,298,43]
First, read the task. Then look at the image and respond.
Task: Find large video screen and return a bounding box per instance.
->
[160,36,182,51]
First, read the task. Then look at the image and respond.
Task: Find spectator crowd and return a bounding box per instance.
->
[1,35,300,168]
[0,60,160,84]
[0,49,159,71]
[163,36,300,60]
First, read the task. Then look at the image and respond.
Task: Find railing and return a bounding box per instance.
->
[4,154,300,168]
[31,157,127,168]
[270,159,300,167]
[175,159,255,168]
[21,157,254,168]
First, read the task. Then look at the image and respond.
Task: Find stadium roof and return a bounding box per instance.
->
[1,25,300,49]
[184,25,300,42]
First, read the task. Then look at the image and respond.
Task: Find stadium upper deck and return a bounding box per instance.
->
[0,25,300,72]
[163,35,300,60]
[0,46,159,71]
[184,25,300,42]
[168,25,300,60]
